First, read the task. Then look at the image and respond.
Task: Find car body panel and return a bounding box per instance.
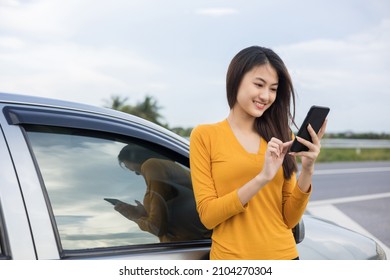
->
[298,215,381,259]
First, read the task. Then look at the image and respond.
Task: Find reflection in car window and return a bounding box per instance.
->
[25,126,209,252]
[116,145,209,243]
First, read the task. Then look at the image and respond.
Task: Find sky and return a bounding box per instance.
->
[0,0,389,133]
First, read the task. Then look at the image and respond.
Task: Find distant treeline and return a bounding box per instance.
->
[171,129,390,139]
[325,132,390,140]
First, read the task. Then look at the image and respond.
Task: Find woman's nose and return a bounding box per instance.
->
[258,88,270,102]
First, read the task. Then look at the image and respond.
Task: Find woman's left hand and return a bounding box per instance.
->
[290,119,328,172]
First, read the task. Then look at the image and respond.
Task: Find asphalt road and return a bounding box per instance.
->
[306,161,390,257]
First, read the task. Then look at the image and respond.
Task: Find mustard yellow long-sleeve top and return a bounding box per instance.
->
[189,120,311,260]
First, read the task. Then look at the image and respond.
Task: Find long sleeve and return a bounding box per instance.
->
[136,159,175,237]
[282,174,311,228]
[190,125,245,229]
[136,190,168,236]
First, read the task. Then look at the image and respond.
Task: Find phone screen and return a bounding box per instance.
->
[290,106,330,152]
[104,198,121,206]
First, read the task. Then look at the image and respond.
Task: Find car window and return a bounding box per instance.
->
[24,125,209,253]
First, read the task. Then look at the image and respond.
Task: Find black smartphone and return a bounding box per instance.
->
[290,105,330,152]
[104,198,121,206]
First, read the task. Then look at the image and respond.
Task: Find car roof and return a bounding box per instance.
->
[0,92,187,144]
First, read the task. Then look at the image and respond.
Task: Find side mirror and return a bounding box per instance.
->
[292,219,305,244]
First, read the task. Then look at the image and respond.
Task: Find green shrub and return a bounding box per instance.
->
[317,148,390,162]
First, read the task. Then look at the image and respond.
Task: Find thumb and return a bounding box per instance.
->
[282,140,293,152]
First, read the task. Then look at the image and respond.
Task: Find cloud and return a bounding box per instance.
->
[0,38,164,104]
[195,8,238,17]
[0,0,73,38]
[0,36,25,49]
[274,19,390,132]
[277,18,390,91]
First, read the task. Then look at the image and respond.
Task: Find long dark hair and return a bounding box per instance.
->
[226,46,297,179]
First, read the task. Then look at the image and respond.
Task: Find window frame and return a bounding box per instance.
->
[3,106,189,158]
[0,128,7,259]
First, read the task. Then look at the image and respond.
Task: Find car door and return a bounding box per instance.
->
[1,104,211,260]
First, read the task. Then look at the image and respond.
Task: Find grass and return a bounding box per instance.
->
[316,148,390,162]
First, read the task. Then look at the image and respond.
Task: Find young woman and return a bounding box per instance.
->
[189,46,327,260]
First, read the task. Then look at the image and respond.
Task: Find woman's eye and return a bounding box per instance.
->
[255,83,263,87]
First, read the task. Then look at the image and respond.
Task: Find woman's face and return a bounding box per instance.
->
[234,63,278,119]
[122,160,142,175]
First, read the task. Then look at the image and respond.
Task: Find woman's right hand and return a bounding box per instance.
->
[114,200,147,221]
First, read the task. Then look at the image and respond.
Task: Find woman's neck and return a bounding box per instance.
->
[227,109,256,134]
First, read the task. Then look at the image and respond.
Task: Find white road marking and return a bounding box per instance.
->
[314,166,390,175]
[309,192,390,206]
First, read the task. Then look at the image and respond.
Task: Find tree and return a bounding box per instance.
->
[105,94,167,127]
[170,127,193,137]
[106,95,125,110]
[105,94,194,136]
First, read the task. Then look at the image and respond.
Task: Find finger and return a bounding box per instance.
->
[317,119,328,139]
[281,140,293,154]
[283,140,293,149]
[307,124,319,144]
[270,141,285,156]
[268,141,281,152]
[268,146,280,157]
[296,136,315,151]
[269,141,282,150]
